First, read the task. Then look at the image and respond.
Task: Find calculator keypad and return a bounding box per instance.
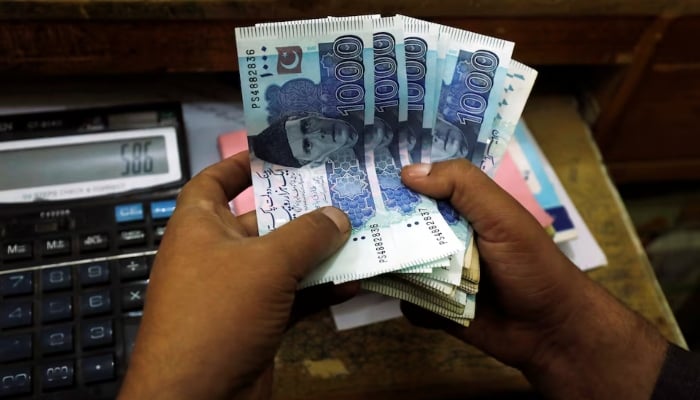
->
[1,196,176,398]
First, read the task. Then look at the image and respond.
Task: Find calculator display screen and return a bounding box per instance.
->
[0,127,183,203]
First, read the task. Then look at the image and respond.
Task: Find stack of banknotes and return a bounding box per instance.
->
[235,15,537,326]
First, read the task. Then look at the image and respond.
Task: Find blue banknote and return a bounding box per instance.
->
[368,17,462,268]
[429,25,515,269]
[236,20,395,286]
[433,27,514,164]
[400,15,439,165]
[478,60,538,175]
[236,19,461,286]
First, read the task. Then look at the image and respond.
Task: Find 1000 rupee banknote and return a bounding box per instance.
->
[236,19,461,287]
[367,17,465,268]
[477,60,538,175]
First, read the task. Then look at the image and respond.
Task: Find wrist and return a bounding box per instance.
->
[524,279,668,399]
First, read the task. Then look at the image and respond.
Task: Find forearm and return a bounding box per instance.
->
[525,277,668,399]
[651,343,700,399]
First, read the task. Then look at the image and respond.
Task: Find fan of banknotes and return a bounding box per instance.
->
[235,15,537,326]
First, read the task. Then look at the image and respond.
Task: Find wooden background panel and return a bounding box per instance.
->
[0,18,649,76]
[601,66,700,163]
[433,17,649,65]
[653,16,700,64]
[0,0,697,20]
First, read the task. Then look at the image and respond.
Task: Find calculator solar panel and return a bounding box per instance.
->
[0,103,189,399]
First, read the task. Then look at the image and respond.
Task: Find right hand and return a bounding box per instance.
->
[400,159,668,399]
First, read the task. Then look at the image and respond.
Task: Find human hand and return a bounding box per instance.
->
[118,152,357,400]
[400,159,667,399]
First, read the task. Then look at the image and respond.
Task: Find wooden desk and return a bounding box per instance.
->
[271,96,685,400]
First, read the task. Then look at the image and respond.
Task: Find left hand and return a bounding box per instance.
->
[118,151,357,400]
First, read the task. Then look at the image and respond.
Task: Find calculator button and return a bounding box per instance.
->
[41,266,72,291]
[1,241,32,261]
[0,301,32,329]
[0,271,33,296]
[82,354,115,384]
[41,326,73,354]
[42,295,73,323]
[118,257,149,281]
[42,237,71,256]
[0,366,32,397]
[123,318,140,363]
[81,319,113,349]
[80,233,110,252]
[80,290,112,316]
[150,199,176,220]
[153,225,167,242]
[122,284,147,311]
[115,203,144,223]
[79,262,110,286]
[118,229,147,247]
[41,360,74,390]
[0,333,32,362]
[34,220,60,234]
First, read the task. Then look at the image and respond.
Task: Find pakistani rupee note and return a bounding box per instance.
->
[236,19,461,287]
[477,60,538,175]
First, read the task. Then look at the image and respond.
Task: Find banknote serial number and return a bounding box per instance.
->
[418,208,448,245]
[245,50,261,108]
[369,223,388,263]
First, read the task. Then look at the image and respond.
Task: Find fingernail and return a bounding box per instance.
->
[405,163,432,177]
[321,207,350,233]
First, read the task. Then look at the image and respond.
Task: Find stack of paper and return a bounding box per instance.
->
[234,15,537,326]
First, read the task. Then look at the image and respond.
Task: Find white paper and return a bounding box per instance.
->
[330,292,402,331]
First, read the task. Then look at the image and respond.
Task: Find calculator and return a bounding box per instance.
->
[0,103,190,399]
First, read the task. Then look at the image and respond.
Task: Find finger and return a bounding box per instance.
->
[400,300,503,347]
[260,207,351,281]
[288,281,360,327]
[237,211,259,237]
[178,151,252,207]
[401,159,542,242]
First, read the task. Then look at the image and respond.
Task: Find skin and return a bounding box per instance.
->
[118,152,358,400]
[400,160,668,399]
[119,154,668,400]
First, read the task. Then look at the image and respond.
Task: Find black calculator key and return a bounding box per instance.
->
[118,229,147,247]
[80,233,110,252]
[80,289,112,316]
[42,237,71,256]
[82,319,113,349]
[118,257,149,281]
[0,301,32,329]
[122,318,140,363]
[1,242,32,261]
[42,295,73,323]
[82,354,115,384]
[0,333,32,362]
[41,360,74,390]
[0,271,33,296]
[0,366,32,397]
[153,225,167,242]
[122,283,147,311]
[41,326,73,354]
[41,266,72,291]
[79,262,110,286]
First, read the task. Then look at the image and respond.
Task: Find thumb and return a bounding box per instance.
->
[401,159,542,243]
[260,207,351,281]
